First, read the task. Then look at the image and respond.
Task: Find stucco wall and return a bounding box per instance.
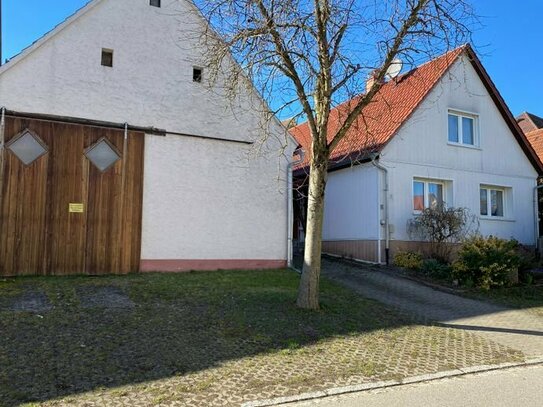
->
[141,134,289,261]
[322,164,380,241]
[0,0,293,264]
[381,56,538,244]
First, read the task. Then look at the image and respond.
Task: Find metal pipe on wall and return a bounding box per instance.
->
[371,155,390,265]
[0,107,5,215]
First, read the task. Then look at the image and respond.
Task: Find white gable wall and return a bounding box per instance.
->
[381,56,538,244]
[0,0,294,265]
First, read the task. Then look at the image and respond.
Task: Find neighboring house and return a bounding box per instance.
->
[516,112,543,134]
[525,129,543,163]
[523,128,543,237]
[0,0,295,276]
[291,45,543,264]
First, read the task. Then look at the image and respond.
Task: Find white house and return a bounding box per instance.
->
[0,0,295,276]
[291,45,543,264]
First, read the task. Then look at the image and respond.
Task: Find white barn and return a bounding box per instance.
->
[291,46,543,264]
[0,0,295,276]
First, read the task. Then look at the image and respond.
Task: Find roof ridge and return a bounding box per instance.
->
[290,45,466,133]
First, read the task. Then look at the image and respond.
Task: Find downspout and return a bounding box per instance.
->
[287,148,305,269]
[0,107,4,213]
[534,183,543,253]
[371,155,390,265]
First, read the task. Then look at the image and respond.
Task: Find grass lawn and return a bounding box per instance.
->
[465,285,543,318]
[0,269,523,407]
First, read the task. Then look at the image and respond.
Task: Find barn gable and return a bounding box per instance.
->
[0,0,295,276]
[0,0,285,144]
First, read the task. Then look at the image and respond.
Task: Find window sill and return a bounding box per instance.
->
[479,216,515,223]
[447,142,481,150]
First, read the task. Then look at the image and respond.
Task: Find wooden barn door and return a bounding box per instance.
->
[0,115,144,276]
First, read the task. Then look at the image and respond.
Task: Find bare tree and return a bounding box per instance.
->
[196,0,476,309]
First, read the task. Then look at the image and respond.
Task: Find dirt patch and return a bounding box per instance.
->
[6,290,53,313]
[77,286,134,309]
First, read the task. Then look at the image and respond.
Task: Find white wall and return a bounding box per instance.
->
[142,134,289,260]
[0,0,294,261]
[323,164,380,240]
[382,56,538,244]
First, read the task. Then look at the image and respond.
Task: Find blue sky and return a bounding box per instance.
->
[2,0,542,117]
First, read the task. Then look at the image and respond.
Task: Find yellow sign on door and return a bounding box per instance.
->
[69,203,84,213]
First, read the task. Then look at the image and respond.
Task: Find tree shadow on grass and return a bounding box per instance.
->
[0,269,416,406]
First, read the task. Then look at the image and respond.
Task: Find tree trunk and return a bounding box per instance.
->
[297,160,328,310]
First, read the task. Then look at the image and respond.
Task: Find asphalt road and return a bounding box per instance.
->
[282,364,543,407]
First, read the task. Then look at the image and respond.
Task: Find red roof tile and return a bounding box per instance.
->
[526,129,543,163]
[290,46,466,169]
[517,112,543,134]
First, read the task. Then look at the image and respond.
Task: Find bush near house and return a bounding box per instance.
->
[407,206,479,263]
[393,251,423,270]
[452,236,524,290]
[421,258,453,281]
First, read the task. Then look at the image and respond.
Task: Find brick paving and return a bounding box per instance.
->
[321,257,543,358]
[0,268,532,407]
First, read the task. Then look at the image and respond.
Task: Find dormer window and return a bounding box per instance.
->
[448,110,478,146]
[150,0,161,7]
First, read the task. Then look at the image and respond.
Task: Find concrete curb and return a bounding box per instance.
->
[242,358,543,407]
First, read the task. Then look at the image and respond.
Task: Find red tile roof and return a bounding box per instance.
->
[517,112,543,134]
[526,129,543,164]
[290,45,543,175]
[290,46,465,168]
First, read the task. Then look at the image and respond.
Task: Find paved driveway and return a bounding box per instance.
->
[321,257,543,358]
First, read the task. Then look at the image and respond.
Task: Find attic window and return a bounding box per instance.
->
[101,49,113,67]
[193,67,203,83]
[150,0,161,7]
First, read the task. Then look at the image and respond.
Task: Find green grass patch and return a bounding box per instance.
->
[0,269,407,405]
[465,284,543,317]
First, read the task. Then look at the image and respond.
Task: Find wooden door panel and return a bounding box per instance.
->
[0,118,49,276]
[47,122,88,275]
[0,116,144,276]
[84,127,144,275]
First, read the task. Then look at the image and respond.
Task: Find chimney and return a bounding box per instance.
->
[281,117,297,129]
[365,70,380,93]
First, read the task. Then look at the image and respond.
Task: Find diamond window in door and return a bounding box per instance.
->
[7,129,48,165]
[85,138,121,172]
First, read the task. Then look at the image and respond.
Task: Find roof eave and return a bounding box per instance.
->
[0,0,104,77]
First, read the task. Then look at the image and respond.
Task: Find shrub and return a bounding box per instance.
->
[407,206,479,263]
[421,259,453,281]
[393,251,423,270]
[452,236,521,290]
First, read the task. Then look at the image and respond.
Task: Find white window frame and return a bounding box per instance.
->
[479,185,509,219]
[448,109,479,147]
[413,178,446,214]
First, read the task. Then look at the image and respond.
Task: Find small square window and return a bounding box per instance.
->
[85,138,121,172]
[7,129,48,166]
[101,49,113,67]
[193,67,203,83]
[150,0,161,7]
